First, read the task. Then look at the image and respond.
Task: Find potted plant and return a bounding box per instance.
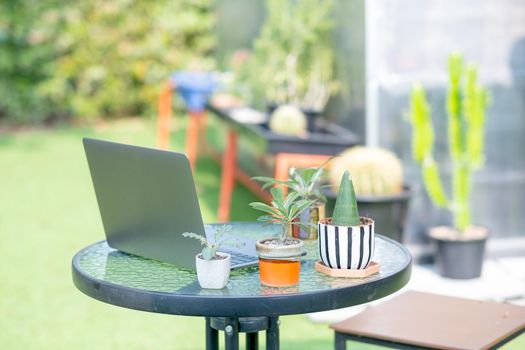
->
[408,52,491,279]
[324,146,411,243]
[253,161,329,240]
[249,187,315,287]
[318,171,375,270]
[234,0,339,132]
[182,225,236,289]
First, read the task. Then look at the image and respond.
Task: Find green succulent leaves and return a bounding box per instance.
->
[410,83,434,163]
[182,225,237,261]
[252,159,330,202]
[250,187,315,243]
[331,171,360,227]
[408,52,490,232]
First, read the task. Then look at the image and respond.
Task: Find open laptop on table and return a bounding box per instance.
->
[83,138,258,270]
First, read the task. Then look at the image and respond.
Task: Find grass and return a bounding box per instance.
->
[1,117,524,349]
[0,118,333,349]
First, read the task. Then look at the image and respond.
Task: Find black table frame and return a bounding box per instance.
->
[72,237,412,350]
[334,328,525,350]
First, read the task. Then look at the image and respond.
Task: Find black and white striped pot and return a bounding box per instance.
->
[318,217,375,270]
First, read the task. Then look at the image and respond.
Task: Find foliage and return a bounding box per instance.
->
[249,187,314,243]
[0,0,62,123]
[331,171,360,226]
[41,0,215,120]
[0,121,340,349]
[235,0,338,111]
[329,146,404,195]
[183,225,237,261]
[253,160,330,202]
[409,52,490,232]
[0,0,215,123]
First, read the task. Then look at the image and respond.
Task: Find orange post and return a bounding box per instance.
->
[186,111,206,171]
[196,112,208,153]
[218,130,238,222]
[157,81,173,150]
[274,153,332,193]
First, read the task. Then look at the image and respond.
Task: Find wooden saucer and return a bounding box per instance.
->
[314,260,380,278]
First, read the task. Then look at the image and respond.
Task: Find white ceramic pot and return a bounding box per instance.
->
[195,252,231,289]
[318,217,375,269]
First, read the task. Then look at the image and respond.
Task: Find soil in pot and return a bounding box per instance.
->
[429,226,489,279]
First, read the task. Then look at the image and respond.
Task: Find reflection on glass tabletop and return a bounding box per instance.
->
[74,222,411,297]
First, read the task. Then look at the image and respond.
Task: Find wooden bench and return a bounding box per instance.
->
[330,291,525,350]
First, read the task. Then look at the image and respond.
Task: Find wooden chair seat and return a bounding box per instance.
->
[330,290,525,350]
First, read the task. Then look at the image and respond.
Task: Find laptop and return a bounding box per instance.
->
[82,138,258,270]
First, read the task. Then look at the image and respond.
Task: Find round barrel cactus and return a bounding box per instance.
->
[269,104,307,136]
[329,147,403,195]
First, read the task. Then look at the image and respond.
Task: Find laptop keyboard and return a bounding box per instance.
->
[223,249,258,268]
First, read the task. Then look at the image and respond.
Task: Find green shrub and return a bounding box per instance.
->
[0,0,215,123]
[0,0,61,123]
[235,0,338,111]
[41,0,215,120]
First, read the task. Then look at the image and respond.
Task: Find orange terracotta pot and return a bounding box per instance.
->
[258,258,300,287]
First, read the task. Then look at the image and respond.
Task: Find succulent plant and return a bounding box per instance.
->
[331,171,360,226]
[329,146,403,195]
[249,187,315,243]
[183,225,238,261]
[252,158,331,202]
[269,104,307,136]
[409,52,490,232]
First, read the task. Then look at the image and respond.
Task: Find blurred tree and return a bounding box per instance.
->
[0,0,63,123]
[41,0,215,120]
[0,0,215,123]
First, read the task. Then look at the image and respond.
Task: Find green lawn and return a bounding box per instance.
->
[0,118,333,349]
[1,118,524,349]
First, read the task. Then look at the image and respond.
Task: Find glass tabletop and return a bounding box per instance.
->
[72,222,412,317]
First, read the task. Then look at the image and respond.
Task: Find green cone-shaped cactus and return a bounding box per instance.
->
[331,171,360,226]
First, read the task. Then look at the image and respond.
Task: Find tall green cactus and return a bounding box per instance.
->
[332,171,360,226]
[409,52,490,233]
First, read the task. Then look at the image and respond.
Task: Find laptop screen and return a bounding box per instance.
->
[83,138,206,270]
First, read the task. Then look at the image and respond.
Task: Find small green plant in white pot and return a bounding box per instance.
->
[183,225,237,289]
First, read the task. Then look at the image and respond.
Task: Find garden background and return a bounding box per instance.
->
[2,0,525,349]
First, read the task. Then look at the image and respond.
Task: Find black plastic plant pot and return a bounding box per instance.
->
[323,186,412,242]
[431,232,488,279]
[301,108,322,133]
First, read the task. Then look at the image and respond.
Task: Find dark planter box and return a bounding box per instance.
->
[323,186,412,242]
[206,104,361,180]
[207,104,360,157]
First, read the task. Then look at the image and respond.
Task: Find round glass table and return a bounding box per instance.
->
[72,222,412,350]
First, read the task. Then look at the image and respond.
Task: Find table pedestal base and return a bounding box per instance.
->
[206,316,280,350]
